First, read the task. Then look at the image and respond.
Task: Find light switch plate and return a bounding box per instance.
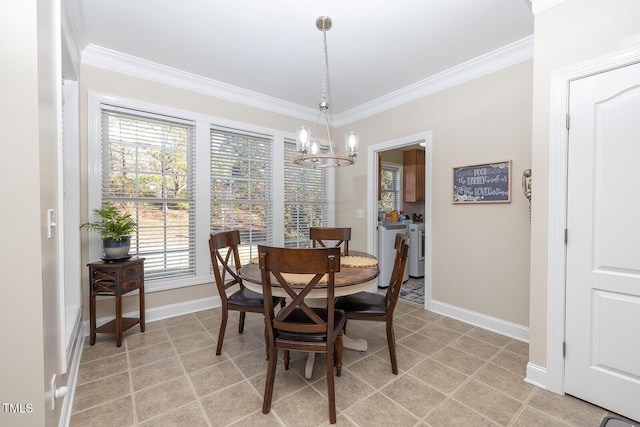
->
[357,209,365,219]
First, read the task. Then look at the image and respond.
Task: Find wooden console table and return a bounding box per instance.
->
[88,257,145,347]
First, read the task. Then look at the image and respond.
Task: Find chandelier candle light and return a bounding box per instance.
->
[294,16,359,168]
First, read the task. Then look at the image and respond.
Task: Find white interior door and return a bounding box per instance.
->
[565,61,640,421]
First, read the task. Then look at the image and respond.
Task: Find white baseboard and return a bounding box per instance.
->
[525,362,548,389]
[429,299,529,342]
[82,296,222,336]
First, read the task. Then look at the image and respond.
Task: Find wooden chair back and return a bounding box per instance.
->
[310,227,351,255]
[385,233,410,313]
[209,230,244,302]
[209,230,285,357]
[334,232,409,375]
[259,246,341,342]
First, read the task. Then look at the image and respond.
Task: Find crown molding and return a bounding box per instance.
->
[82,44,319,122]
[531,0,567,15]
[82,35,533,127]
[333,35,533,126]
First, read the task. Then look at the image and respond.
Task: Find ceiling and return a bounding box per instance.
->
[75,0,534,118]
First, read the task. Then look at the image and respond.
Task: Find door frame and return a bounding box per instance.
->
[367,131,433,308]
[545,46,640,394]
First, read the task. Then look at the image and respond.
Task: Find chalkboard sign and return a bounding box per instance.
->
[453,161,511,203]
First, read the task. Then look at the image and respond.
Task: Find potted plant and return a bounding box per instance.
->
[80,202,137,260]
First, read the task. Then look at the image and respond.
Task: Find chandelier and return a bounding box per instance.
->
[294,16,359,168]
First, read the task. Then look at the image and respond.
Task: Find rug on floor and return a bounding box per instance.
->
[399,278,424,305]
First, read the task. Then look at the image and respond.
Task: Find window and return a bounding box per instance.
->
[283,139,329,247]
[210,127,273,264]
[90,93,335,291]
[379,164,401,214]
[101,106,196,280]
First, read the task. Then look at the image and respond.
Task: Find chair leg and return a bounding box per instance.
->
[386,320,398,375]
[334,333,343,377]
[216,309,228,356]
[283,350,290,370]
[238,311,246,333]
[262,347,277,414]
[326,348,337,424]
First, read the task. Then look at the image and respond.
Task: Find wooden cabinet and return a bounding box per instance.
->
[403,149,425,202]
[88,257,145,347]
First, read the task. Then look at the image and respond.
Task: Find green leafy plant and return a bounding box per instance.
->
[80,202,137,241]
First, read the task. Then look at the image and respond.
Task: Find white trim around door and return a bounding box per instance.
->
[367,131,433,308]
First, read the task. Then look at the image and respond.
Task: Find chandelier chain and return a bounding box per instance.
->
[321,26,328,106]
[293,16,359,168]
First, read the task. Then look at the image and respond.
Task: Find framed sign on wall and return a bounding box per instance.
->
[452,160,511,203]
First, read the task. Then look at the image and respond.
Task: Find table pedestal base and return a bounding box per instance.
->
[344,334,367,352]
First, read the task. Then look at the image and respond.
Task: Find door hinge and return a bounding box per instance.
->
[563,341,566,357]
[566,113,570,130]
[564,229,568,245]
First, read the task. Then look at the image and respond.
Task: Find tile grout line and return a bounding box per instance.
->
[177,315,215,427]
[127,316,204,425]
[124,336,139,426]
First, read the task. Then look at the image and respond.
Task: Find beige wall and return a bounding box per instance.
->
[528,0,640,367]
[336,61,533,326]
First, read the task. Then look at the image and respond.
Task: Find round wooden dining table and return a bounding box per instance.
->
[239,250,379,378]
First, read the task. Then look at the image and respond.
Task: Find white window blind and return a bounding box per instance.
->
[379,164,401,214]
[101,106,196,280]
[283,139,329,248]
[210,127,273,265]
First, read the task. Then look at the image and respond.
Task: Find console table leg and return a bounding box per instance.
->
[139,286,145,332]
[90,295,96,346]
[115,295,123,347]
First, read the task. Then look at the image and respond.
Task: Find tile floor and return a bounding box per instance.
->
[70,300,629,427]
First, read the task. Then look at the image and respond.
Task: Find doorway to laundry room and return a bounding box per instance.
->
[368,132,432,308]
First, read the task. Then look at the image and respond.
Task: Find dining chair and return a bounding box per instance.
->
[335,233,409,374]
[258,245,345,424]
[310,227,351,255]
[209,230,285,356]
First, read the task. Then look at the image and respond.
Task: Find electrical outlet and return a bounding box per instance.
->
[357,209,365,219]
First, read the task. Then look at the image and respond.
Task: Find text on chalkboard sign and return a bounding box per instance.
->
[453,161,511,203]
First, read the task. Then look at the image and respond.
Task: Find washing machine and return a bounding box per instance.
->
[408,223,425,277]
[377,223,409,288]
